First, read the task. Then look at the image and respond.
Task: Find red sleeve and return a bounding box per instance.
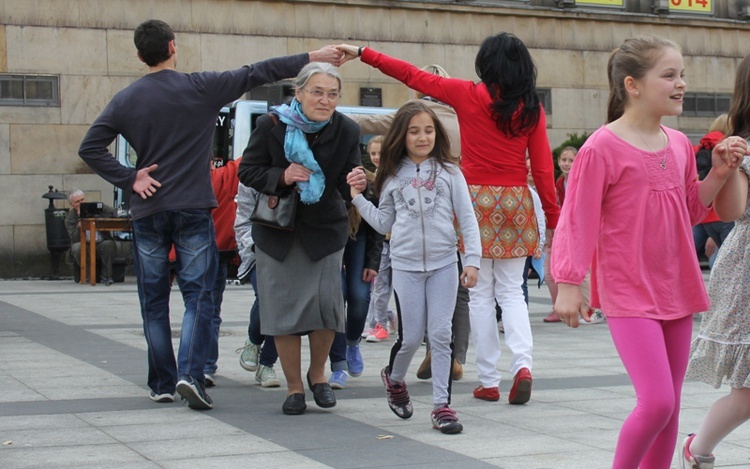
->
[683,138,711,225]
[527,111,560,228]
[360,48,472,109]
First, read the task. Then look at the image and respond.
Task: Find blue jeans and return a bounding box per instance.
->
[203,260,227,375]
[247,267,278,367]
[329,231,371,371]
[133,209,218,394]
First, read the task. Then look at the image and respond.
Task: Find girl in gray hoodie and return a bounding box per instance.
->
[348,101,481,434]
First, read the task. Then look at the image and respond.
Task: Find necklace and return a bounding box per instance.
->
[630,125,668,170]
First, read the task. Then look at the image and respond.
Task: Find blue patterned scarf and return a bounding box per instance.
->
[271,99,329,204]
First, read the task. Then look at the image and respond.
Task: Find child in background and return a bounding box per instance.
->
[551,35,745,468]
[361,135,398,342]
[543,147,573,323]
[543,147,603,324]
[234,183,281,388]
[682,53,750,469]
[692,113,735,270]
[347,101,481,434]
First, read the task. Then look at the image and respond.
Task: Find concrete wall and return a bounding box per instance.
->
[1,0,749,277]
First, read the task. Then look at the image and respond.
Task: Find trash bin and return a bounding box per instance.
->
[42,185,70,278]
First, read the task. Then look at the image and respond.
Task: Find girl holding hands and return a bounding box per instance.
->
[682,53,750,469]
[551,36,746,468]
[346,100,481,434]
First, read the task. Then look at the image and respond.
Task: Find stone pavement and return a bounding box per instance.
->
[0,275,748,468]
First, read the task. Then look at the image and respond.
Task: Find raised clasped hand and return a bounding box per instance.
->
[713,136,748,176]
[335,44,361,65]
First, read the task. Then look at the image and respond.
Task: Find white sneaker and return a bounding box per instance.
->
[582,309,606,325]
[236,339,260,371]
[361,326,375,339]
[255,365,281,388]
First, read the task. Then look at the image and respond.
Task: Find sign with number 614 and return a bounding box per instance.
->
[669,0,712,13]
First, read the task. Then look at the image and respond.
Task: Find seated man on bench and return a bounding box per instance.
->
[65,189,117,285]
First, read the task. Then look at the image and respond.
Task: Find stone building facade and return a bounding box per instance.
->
[1,0,749,277]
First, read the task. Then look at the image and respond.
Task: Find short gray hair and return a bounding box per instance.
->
[68,189,84,202]
[294,62,343,91]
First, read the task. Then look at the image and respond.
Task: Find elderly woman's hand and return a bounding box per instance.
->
[336,44,362,65]
[309,45,346,66]
[282,163,312,187]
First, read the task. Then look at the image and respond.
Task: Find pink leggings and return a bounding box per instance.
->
[608,315,693,469]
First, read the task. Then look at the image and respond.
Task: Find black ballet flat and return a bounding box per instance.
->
[282,393,307,415]
[306,372,336,408]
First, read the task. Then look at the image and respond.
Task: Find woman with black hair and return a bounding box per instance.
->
[337,33,559,406]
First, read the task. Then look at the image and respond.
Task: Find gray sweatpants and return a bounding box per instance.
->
[389,262,458,405]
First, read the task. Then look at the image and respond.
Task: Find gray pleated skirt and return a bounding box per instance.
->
[256,236,345,336]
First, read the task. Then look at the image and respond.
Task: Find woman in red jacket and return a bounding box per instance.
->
[338,33,559,405]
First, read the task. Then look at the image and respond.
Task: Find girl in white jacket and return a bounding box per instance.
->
[347,100,481,434]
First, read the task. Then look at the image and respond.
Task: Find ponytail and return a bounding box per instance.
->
[606,48,625,123]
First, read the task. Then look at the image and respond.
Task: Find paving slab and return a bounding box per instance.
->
[0,275,748,468]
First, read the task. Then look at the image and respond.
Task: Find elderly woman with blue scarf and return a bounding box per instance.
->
[238,62,365,416]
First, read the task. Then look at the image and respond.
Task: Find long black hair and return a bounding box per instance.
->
[475,33,540,137]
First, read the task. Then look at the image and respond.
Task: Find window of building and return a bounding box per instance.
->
[0,74,60,106]
[681,92,731,116]
[537,88,552,114]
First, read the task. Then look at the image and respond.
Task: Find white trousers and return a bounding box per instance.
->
[468,256,532,388]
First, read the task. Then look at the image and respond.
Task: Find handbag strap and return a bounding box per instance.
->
[268,112,278,127]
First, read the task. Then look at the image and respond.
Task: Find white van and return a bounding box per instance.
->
[114,99,394,210]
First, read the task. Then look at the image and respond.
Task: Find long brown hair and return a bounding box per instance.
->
[606,35,681,123]
[374,101,453,194]
[729,54,750,138]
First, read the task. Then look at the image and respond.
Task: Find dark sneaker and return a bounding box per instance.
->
[204,373,216,387]
[431,404,463,434]
[149,391,174,403]
[381,367,413,419]
[176,375,213,410]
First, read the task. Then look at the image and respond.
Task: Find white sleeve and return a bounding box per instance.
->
[530,186,546,245]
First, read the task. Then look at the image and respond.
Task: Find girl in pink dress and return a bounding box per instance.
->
[551,35,746,468]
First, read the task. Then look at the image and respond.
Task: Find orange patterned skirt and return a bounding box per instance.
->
[462,184,540,259]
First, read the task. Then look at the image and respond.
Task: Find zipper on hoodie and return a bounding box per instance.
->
[416,162,427,271]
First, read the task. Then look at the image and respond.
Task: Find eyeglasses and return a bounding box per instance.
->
[302,88,341,100]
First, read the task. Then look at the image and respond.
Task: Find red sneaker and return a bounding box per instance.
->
[543,311,561,323]
[473,385,500,401]
[508,368,532,405]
